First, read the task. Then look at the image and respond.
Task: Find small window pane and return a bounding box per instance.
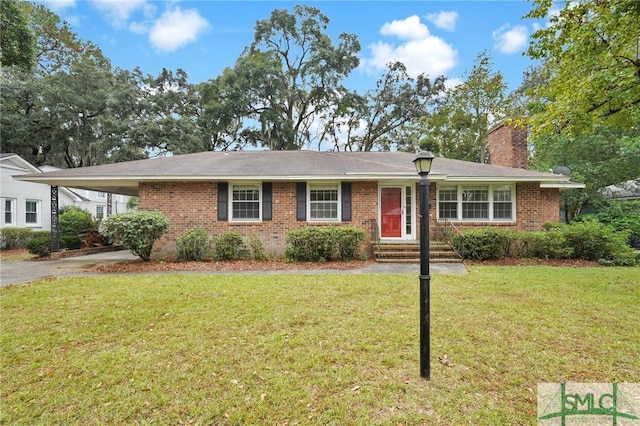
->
[493,185,512,202]
[493,203,512,219]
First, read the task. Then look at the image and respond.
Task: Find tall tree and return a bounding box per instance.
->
[526,0,640,137]
[323,62,445,152]
[414,51,507,162]
[204,5,360,150]
[531,126,640,220]
[0,0,35,71]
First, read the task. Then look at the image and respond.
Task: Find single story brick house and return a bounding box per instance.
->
[16,125,584,257]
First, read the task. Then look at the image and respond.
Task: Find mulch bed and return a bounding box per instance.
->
[90,258,377,273]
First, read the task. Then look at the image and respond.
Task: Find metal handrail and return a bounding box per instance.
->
[370,218,381,260]
[440,219,465,259]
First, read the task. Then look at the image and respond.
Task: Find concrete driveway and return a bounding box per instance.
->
[1,251,466,287]
[0,250,139,287]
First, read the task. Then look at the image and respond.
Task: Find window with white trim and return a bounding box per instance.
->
[96,205,105,220]
[309,183,339,221]
[97,192,106,199]
[25,200,40,225]
[438,186,458,219]
[3,198,16,225]
[492,185,513,220]
[437,184,514,221]
[231,184,261,221]
[462,186,489,219]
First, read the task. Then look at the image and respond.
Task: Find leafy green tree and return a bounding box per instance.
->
[531,126,640,220]
[1,2,205,167]
[203,5,360,150]
[526,0,640,137]
[413,51,507,162]
[323,62,445,151]
[0,0,35,71]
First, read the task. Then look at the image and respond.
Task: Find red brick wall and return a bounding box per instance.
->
[488,123,528,169]
[139,181,380,257]
[429,182,560,236]
[139,180,559,258]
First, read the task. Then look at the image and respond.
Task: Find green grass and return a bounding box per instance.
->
[1,267,639,425]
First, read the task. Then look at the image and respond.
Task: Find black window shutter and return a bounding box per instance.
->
[296,182,306,221]
[341,182,352,221]
[218,182,228,221]
[262,182,272,221]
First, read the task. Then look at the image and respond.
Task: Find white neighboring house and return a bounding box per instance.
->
[1,154,130,231]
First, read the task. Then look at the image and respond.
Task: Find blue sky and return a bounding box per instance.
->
[39,1,548,93]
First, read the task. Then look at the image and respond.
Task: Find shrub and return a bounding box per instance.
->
[176,226,211,261]
[100,211,170,261]
[519,231,572,260]
[59,206,96,237]
[26,236,53,257]
[589,201,640,249]
[451,228,511,260]
[335,226,366,260]
[0,228,33,249]
[248,232,266,260]
[213,232,245,261]
[559,218,630,262]
[285,226,366,262]
[61,235,82,250]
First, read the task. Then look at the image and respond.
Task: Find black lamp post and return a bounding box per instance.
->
[413,151,434,380]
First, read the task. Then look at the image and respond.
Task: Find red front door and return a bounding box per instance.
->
[381,187,402,238]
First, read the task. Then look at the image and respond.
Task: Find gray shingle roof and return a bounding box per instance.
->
[15,150,579,196]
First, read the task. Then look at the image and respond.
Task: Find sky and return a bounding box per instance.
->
[38,0,549,93]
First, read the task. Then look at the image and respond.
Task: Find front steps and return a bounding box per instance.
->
[372,241,462,264]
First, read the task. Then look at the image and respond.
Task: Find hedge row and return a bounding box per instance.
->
[451,219,639,266]
[285,226,366,262]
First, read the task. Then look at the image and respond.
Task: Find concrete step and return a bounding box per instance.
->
[372,241,461,264]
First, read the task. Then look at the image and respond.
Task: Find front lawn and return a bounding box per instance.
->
[1,267,638,424]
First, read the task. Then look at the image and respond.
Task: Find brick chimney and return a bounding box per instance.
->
[487,123,528,169]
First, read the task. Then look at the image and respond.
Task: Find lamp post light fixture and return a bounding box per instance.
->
[413,151,434,380]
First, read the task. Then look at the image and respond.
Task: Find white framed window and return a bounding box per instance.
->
[308,183,340,221]
[492,185,513,220]
[462,186,489,220]
[96,205,105,220]
[25,200,40,226]
[437,184,515,222]
[438,186,458,220]
[97,192,106,199]
[3,198,16,225]
[231,183,261,221]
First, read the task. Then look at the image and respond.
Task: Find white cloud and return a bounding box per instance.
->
[149,7,210,53]
[361,15,457,79]
[492,24,528,54]
[380,15,429,40]
[92,0,154,29]
[425,11,458,31]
